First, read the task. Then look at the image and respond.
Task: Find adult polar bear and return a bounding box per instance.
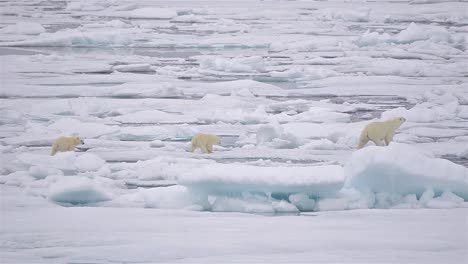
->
[51,136,84,155]
[191,133,220,153]
[357,117,406,149]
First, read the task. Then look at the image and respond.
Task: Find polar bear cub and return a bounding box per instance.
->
[191,133,220,153]
[51,136,84,156]
[357,117,406,149]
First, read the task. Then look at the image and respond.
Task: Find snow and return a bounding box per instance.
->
[112,63,154,73]
[179,163,344,195]
[345,143,468,200]
[129,8,178,19]
[256,122,302,148]
[1,197,466,263]
[0,22,46,35]
[75,153,106,172]
[28,165,63,179]
[48,177,112,205]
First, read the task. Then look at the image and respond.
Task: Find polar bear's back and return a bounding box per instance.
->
[361,117,405,142]
[191,133,220,145]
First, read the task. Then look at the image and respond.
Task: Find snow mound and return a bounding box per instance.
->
[198,56,265,73]
[256,122,302,149]
[17,152,108,174]
[129,8,178,19]
[112,63,154,73]
[179,163,344,196]
[75,153,106,172]
[172,14,205,23]
[142,185,209,211]
[113,110,196,124]
[270,66,339,81]
[199,79,286,97]
[48,118,120,138]
[344,143,468,200]
[381,92,464,122]
[312,8,370,22]
[17,152,77,171]
[49,177,111,205]
[0,22,46,35]
[29,166,63,179]
[356,23,460,47]
[149,140,165,148]
[0,109,25,125]
[1,29,133,47]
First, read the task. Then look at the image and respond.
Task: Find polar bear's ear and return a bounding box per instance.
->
[399,117,406,122]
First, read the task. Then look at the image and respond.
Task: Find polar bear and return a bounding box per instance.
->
[191,133,220,153]
[51,136,84,156]
[357,117,406,149]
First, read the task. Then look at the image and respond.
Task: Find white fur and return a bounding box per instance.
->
[51,136,84,156]
[191,133,220,154]
[357,117,406,149]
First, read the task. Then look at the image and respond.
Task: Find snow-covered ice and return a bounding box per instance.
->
[1,0,467,263]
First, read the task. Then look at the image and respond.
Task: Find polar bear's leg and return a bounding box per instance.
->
[357,137,369,149]
[384,133,394,146]
[207,144,213,153]
[200,145,208,153]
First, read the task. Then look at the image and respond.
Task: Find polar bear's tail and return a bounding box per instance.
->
[357,129,369,149]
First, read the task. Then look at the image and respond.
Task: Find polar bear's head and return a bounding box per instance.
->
[392,117,406,126]
[74,137,84,145]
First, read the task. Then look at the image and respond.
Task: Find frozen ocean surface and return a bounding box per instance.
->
[0,0,467,263]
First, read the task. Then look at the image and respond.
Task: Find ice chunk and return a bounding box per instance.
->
[0,110,24,125]
[356,23,458,47]
[48,118,120,138]
[212,196,275,214]
[230,88,255,98]
[198,56,265,73]
[172,15,205,23]
[272,200,299,213]
[149,140,165,148]
[29,166,63,179]
[1,29,133,47]
[179,163,344,196]
[17,152,77,171]
[382,101,459,123]
[289,193,316,211]
[426,192,465,209]
[312,8,370,22]
[113,110,197,124]
[195,79,286,97]
[112,63,154,73]
[256,122,301,149]
[300,139,337,150]
[129,8,178,19]
[48,177,112,205]
[315,198,348,211]
[344,143,468,200]
[141,185,209,211]
[75,153,106,172]
[458,147,468,159]
[0,22,46,35]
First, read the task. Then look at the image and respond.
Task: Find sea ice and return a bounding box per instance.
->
[344,143,468,200]
[48,176,112,205]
